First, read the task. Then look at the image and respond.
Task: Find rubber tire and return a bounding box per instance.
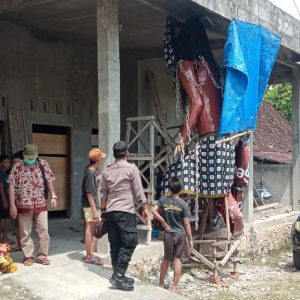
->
[293,249,300,270]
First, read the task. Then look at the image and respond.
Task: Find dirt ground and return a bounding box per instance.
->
[130,247,300,300]
[181,256,300,300]
[0,278,40,300]
[1,249,300,300]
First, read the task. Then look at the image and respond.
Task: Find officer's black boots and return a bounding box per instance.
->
[110,272,134,291]
[112,267,135,285]
[124,275,135,285]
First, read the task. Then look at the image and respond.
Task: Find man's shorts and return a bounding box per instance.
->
[83,207,98,223]
[163,232,189,262]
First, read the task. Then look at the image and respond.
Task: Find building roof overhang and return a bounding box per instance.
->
[0,0,298,83]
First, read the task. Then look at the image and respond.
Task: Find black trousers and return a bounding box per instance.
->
[107,211,138,275]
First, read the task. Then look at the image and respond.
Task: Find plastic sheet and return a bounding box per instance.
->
[218,19,281,137]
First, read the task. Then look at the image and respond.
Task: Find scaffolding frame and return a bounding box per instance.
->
[125,115,176,245]
[126,115,241,278]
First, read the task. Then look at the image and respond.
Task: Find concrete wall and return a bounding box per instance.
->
[253,163,292,206]
[0,20,98,219]
[192,0,300,53]
[0,22,158,219]
[138,58,178,128]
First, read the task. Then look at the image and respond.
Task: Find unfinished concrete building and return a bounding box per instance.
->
[0,0,299,230]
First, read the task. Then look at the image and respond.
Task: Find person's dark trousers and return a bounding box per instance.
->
[107,211,138,276]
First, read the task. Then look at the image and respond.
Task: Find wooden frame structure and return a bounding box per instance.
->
[184,196,241,277]
[126,114,241,277]
[190,239,240,276]
[125,115,175,244]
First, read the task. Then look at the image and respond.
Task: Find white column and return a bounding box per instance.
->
[97,0,120,255]
[244,133,254,222]
[292,68,300,211]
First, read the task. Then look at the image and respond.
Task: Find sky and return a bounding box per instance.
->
[269,0,300,19]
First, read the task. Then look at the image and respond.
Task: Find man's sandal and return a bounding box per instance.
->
[23,257,34,266]
[10,247,22,252]
[36,257,51,265]
[83,257,103,266]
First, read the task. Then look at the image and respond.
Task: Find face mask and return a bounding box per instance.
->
[24,159,36,165]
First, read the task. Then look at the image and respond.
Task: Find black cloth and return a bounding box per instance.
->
[157,196,190,236]
[163,16,220,83]
[81,168,99,209]
[174,17,212,62]
[0,171,9,191]
[107,211,138,275]
[163,17,181,74]
[0,206,9,219]
[164,16,212,66]
[0,170,9,219]
[156,171,164,200]
[139,162,150,189]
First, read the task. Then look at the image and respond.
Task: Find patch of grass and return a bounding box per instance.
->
[240,241,293,267]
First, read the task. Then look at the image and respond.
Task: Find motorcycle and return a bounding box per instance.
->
[291,215,300,270]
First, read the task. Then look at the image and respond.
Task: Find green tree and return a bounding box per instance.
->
[264,83,292,122]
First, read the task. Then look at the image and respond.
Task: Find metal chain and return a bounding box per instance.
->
[178,57,224,95]
[185,105,192,144]
[176,56,224,230]
[176,133,186,165]
[178,60,203,94]
[198,55,223,91]
[175,74,183,120]
[177,56,223,148]
[175,105,191,159]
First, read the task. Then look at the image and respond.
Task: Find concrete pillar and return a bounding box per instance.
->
[292,67,300,211]
[243,133,254,223]
[120,51,139,140]
[97,0,120,165]
[71,127,91,219]
[96,0,120,255]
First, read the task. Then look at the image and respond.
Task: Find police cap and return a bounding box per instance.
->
[113,141,128,157]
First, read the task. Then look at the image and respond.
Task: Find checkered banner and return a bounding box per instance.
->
[163,135,235,198]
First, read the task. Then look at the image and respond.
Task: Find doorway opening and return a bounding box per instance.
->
[0,121,6,154]
[32,124,71,218]
[91,128,98,148]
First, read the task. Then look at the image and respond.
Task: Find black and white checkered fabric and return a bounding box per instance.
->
[163,17,181,78]
[162,135,235,198]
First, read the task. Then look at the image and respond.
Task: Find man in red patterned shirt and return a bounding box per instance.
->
[8,144,57,266]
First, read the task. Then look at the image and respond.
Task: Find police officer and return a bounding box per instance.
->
[100,141,148,291]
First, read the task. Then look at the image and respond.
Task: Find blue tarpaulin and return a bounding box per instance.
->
[218,19,281,137]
